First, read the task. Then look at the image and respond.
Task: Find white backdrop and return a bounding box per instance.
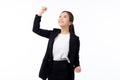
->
[0,0,120,80]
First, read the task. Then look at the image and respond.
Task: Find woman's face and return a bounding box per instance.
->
[58,12,71,28]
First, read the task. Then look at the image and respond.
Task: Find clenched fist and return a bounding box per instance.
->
[38,7,47,16]
[74,66,81,73]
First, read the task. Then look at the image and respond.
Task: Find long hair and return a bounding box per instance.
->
[61,11,75,34]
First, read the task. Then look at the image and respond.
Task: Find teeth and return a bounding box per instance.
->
[59,21,63,23]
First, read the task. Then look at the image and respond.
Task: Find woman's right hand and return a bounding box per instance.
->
[38,7,47,16]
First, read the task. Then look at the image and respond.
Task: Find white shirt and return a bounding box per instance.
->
[53,33,70,63]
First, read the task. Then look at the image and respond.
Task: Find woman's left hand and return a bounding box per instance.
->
[74,66,81,73]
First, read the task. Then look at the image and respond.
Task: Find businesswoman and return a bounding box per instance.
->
[32,7,81,80]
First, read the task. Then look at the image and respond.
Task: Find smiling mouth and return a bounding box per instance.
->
[59,21,64,23]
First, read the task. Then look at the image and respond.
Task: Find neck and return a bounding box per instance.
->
[61,29,70,34]
[60,27,70,34]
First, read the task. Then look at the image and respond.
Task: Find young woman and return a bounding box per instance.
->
[32,7,81,80]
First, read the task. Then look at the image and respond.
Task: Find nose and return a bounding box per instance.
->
[59,17,64,20]
[58,18,62,21]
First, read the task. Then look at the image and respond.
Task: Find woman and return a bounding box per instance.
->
[32,7,81,80]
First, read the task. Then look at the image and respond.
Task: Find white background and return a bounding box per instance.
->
[0,0,120,80]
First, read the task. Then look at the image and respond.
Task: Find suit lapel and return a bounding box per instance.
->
[48,29,61,59]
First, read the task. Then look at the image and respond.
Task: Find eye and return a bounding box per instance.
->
[59,15,61,18]
[63,15,67,18]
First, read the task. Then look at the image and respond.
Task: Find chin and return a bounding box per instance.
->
[59,25,64,28]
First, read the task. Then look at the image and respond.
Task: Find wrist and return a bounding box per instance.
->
[37,13,42,16]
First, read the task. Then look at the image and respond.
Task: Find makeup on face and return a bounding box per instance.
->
[58,12,71,27]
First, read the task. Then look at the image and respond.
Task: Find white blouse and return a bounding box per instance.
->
[53,33,70,63]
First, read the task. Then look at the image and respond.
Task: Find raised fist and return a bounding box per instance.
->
[38,7,47,16]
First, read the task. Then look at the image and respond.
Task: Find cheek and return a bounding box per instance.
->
[58,19,60,23]
[64,18,70,23]
[65,20,70,25]
[58,20,61,24]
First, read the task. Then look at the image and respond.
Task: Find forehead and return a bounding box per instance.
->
[60,12,69,16]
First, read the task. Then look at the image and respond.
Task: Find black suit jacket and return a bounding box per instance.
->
[33,15,80,80]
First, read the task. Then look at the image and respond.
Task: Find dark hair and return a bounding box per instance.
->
[62,11,75,34]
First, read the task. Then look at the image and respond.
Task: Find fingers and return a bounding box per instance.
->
[38,6,47,16]
[75,66,81,73]
[41,6,47,11]
[75,68,80,73]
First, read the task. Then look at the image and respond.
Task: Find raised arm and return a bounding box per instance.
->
[32,7,52,38]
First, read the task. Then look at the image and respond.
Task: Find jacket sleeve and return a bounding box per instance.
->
[32,15,53,38]
[74,37,80,67]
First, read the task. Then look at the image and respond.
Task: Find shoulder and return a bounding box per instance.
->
[75,35,79,39]
[72,33,80,40]
[53,28,61,32]
[52,28,61,33]
[73,34,80,45]
[49,28,60,37]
